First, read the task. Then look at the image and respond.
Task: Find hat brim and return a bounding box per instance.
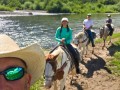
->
[0,43,45,85]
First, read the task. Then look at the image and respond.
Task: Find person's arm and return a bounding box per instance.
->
[83,24,86,30]
[55,27,61,43]
[83,20,86,30]
[66,29,72,44]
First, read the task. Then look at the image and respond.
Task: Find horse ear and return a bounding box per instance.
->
[45,54,54,60]
[53,54,59,60]
[45,54,49,60]
[45,54,58,60]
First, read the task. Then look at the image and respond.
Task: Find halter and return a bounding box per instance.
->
[45,45,72,82]
[75,31,88,44]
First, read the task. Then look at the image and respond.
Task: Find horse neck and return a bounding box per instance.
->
[51,46,63,56]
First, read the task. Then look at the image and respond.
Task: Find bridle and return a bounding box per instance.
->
[45,45,72,82]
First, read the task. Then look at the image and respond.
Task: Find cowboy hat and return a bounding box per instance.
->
[0,34,45,85]
[61,17,69,22]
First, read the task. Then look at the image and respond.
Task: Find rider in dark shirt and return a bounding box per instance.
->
[106,14,114,36]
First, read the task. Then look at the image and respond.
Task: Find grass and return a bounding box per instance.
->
[95,32,120,43]
[30,77,44,90]
[106,37,120,76]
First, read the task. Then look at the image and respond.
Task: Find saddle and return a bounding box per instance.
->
[84,29,96,39]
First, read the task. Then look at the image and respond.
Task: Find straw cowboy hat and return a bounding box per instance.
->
[0,34,45,85]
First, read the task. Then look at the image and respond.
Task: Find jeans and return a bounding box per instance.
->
[106,24,114,36]
[85,29,95,47]
[66,44,79,68]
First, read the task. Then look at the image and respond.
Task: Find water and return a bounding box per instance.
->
[0,12,120,49]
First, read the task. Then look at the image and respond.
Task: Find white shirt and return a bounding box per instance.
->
[83,19,93,29]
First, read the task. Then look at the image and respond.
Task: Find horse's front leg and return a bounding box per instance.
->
[92,47,94,54]
[60,78,66,90]
[85,45,88,55]
[102,39,106,49]
[54,80,58,90]
[108,36,112,45]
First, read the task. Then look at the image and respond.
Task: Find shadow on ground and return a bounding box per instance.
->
[107,43,120,56]
[81,54,112,78]
[70,79,83,90]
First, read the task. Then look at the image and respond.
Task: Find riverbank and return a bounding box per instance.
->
[0,10,72,16]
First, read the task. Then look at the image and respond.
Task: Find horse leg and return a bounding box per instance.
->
[108,36,112,45]
[92,47,94,54]
[85,45,88,55]
[60,78,66,90]
[54,80,58,90]
[102,39,106,49]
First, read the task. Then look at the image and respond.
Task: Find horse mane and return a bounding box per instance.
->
[46,46,63,61]
[75,32,84,39]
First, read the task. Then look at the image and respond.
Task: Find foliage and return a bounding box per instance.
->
[0,5,13,11]
[30,77,44,90]
[23,1,33,9]
[0,0,120,13]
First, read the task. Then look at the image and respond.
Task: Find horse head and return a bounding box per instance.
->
[73,32,85,45]
[44,47,66,89]
[44,54,58,89]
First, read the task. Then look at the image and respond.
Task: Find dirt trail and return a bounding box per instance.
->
[65,41,120,90]
[43,36,120,90]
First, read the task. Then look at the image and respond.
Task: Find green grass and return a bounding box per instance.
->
[95,32,120,43]
[107,37,120,76]
[30,77,44,90]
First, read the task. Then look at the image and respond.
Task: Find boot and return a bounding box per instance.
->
[74,60,81,74]
[76,67,81,74]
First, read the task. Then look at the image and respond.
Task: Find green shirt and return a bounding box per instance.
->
[55,27,72,44]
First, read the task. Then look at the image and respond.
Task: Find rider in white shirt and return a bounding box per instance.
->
[83,13,95,47]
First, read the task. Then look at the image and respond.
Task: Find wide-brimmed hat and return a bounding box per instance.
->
[0,34,45,85]
[61,17,69,22]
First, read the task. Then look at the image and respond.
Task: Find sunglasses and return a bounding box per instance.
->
[0,67,26,81]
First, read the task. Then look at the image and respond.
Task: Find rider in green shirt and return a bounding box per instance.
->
[55,17,80,74]
[55,26,72,44]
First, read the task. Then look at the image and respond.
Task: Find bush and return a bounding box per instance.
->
[113,2,120,12]
[0,5,13,11]
[97,3,103,8]
[61,6,71,13]
[23,1,33,9]
[46,0,63,13]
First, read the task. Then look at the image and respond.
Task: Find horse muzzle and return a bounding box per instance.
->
[44,81,52,89]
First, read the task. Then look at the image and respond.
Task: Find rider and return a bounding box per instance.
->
[106,14,114,36]
[83,13,95,47]
[55,17,80,74]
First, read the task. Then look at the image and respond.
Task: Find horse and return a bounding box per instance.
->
[99,24,114,49]
[44,45,81,90]
[73,30,96,56]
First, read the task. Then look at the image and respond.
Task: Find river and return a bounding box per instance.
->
[0,11,120,49]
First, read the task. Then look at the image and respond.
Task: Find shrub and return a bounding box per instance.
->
[0,5,13,11]
[61,6,71,13]
[46,0,63,13]
[23,1,33,9]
